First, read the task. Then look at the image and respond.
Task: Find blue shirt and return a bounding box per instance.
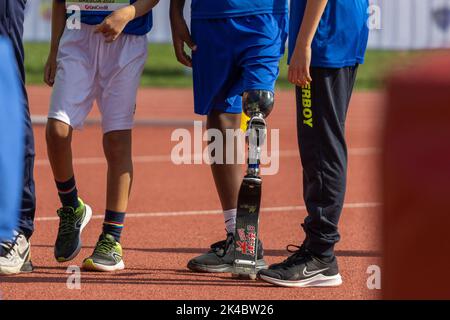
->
[65,0,153,35]
[289,0,369,68]
[0,38,24,241]
[191,0,288,19]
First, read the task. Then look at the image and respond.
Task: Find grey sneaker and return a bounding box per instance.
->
[187,233,267,273]
[82,233,125,272]
[54,198,92,262]
[0,231,34,275]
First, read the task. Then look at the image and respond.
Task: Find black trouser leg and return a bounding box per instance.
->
[296,66,358,259]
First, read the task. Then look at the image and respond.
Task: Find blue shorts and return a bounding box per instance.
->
[191,13,288,115]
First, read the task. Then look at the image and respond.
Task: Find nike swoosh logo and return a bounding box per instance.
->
[302,266,329,277]
[17,247,29,261]
[75,212,85,230]
[112,252,122,263]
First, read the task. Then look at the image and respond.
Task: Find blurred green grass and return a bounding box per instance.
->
[24,42,422,90]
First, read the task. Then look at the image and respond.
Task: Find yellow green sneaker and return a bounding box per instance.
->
[82,233,125,272]
[54,198,92,262]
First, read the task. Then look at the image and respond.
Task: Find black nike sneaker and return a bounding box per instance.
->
[258,245,342,287]
[54,198,92,262]
[187,233,267,273]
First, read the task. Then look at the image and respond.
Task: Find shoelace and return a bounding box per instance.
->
[0,233,20,258]
[57,207,77,235]
[94,237,116,255]
[0,242,14,258]
[211,234,234,258]
[282,244,308,266]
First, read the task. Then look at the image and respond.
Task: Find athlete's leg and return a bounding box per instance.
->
[81,130,132,272]
[187,17,246,273]
[46,119,74,183]
[230,13,286,277]
[46,117,93,262]
[47,24,98,262]
[187,14,284,274]
[207,110,242,212]
[103,129,133,217]
[258,66,358,288]
[191,17,243,233]
[242,90,274,177]
[188,109,270,273]
[82,31,146,272]
[299,66,358,259]
[47,23,98,202]
[242,90,274,119]
[96,30,146,240]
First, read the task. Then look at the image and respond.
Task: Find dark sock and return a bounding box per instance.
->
[55,176,79,209]
[103,210,125,242]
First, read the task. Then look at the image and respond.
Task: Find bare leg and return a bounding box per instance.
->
[103,130,133,212]
[46,119,74,182]
[206,110,242,211]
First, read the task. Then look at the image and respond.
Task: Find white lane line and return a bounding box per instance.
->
[31,115,198,127]
[34,148,381,166]
[35,202,382,222]
[35,154,172,166]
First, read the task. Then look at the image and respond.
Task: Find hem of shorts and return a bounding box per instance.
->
[241,86,275,94]
[191,9,288,19]
[79,21,152,36]
[102,124,134,134]
[47,114,76,129]
[288,55,366,68]
[194,86,274,116]
[309,58,366,69]
[194,106,242,116]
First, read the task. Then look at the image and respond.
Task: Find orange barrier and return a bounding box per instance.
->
[383,54,450,299]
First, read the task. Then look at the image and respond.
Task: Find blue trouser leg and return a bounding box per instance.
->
[0,0,36,239]
[0,39,24,242]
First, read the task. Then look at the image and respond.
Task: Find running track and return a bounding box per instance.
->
[0,87,384,300]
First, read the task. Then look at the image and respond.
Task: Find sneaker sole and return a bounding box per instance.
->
[20,260,34,273]
[0,262,29,275]
[259,273,343,288]
[56,204,93,263]
[82,258,125,272]
[0,242,33,275]
[0,260,33,275]
[187,259,268,273]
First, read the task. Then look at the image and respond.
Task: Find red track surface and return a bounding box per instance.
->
[0,87,384,300]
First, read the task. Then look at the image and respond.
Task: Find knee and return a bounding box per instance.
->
[242,90,274,118]
[103,132,131,164]
[46,119,71,149]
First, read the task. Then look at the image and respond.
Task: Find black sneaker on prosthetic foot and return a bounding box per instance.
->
[187,233,267,273]
[258,245,342,287]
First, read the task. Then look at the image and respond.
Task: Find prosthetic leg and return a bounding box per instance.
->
[232,90,274,280]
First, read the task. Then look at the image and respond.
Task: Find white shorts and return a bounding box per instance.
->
[49,23,148,133]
